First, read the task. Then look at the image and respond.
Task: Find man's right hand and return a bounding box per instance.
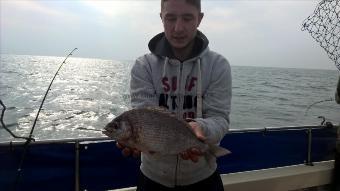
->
[116,141,141,158]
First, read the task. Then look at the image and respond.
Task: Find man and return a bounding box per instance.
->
[336,76,340,104]
[117,0,232,190]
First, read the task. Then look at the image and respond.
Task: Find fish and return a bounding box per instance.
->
[102,107,230,157]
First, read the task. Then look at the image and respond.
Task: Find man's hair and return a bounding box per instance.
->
[161,0,201,12]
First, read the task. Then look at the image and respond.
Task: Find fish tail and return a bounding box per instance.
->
[208,144,231,157]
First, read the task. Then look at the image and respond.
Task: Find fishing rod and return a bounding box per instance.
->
[304,97,334,116]
[12,48,78,191]
[0,100,32,141]
[28,48,78,138]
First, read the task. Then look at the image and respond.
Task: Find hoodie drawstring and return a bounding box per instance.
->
[176,62,182,119]
[162,57,169,78]
[196,58,203,118]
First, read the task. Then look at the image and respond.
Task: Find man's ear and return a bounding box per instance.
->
[160,12,163,22]
[198,12,204,27]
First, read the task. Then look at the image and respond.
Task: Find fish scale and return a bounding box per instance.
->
[103,107,229,157]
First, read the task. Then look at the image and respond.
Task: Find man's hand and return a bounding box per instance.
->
[116,141,141,158]
[187,121,206,142]
[180,120,206,163]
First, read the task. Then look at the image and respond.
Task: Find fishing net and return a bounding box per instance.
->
[302,0,340,71]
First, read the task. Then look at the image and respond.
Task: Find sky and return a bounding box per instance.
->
[0,0,338,70]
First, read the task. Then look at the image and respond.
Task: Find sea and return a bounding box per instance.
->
[0,54,339,142]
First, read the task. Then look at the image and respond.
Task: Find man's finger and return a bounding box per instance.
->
[192,126,206,142]
[195,132,207,142]
[122,147,132,157]
[188,122,207,142]
[116,142,125,149]
[189,154,199,163]
[180,152,189,160]
[132,149,141,158]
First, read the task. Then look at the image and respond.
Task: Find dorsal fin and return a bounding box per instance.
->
[144,106,177,118]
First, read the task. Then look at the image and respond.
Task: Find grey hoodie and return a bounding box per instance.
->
[130,31,232,187]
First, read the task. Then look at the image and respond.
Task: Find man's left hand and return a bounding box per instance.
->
[179,121,206,163]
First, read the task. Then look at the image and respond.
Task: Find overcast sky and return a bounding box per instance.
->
[0,0,337,70]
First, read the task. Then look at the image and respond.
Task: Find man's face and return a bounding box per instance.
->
[161,0,203,50]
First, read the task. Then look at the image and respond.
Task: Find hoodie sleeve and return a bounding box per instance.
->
[130,56,158,108]
[194,56,232,145]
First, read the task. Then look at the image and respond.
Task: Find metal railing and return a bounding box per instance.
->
[0,124,336,146]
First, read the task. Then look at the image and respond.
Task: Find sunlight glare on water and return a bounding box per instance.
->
[0,55,133,141]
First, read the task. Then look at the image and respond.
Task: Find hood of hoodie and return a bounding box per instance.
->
[148,30,209,61]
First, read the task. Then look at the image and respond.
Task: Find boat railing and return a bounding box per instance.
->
[0,124,336,146]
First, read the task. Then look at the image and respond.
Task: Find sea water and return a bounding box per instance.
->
[0,54,339,142]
